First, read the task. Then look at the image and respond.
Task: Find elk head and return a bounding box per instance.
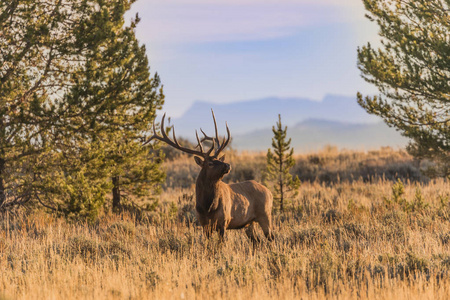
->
[144,110,231,182]
[145,110,274,242]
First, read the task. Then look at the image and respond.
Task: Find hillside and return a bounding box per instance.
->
[169,95,407,151]
[171,95,379,136]
[232,119,409,151]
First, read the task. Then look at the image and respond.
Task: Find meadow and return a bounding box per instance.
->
[1,147,449,299]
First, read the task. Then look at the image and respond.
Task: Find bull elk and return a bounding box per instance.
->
[144,110,274,241]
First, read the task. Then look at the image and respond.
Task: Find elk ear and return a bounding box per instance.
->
[218,155,226,162]
[194,156,204,167]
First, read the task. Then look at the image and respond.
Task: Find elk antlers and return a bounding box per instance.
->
[200,110,231,157]
[144,109,230,159]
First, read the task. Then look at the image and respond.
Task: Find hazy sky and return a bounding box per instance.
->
[127,0,380,117]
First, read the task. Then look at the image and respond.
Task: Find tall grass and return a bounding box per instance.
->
[163,147,427,189]
[0,148,449,299]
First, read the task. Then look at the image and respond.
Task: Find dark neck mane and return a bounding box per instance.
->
[195,169,221,214]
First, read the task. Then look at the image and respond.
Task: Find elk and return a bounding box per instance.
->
[144,110,274,241]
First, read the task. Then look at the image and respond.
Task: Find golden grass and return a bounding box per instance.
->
[163,147,427,189]
[1,149,450,299]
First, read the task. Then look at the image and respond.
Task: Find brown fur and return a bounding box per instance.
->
[146,110,274,241]
[194,156,274,240]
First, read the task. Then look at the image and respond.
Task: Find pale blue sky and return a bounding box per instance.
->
[127,0,380,117]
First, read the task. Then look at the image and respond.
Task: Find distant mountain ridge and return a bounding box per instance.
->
[168,95,408,151]
[232,119,408,152]
[172,95,379,136]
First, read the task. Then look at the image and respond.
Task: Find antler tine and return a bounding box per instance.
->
[143,114,164,145]
[195,130,204,153]
[198,110,223,152]
[200,128,208,141]
[199,128,218,145]
[215,122,231,156]
[206,137,215,157]
[171,127,181,147]
[143,111,229,158]
[143,113,207,157]
[160,114,170,140]
[197,112,231,157]
[211,109,220,145]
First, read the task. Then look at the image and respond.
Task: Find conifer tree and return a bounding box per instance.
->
[0,0,100,210]
[357,0,449,177]
[48,1,165,216]
[264,114,301,212]
[107,134,165,213]
[0,1,165,217]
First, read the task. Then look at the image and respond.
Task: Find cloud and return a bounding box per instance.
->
[135,0,360,6]
[128,1,367,45]
[125,0,379,117]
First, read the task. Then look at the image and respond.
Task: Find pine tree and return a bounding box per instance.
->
[264,114,301,212]
[107,133,165,213]
[0,0,100,210]
[0,1,165,217]
[357,0,449,178]
[49,1,165,216]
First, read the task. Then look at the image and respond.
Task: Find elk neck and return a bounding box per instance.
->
[195,169,224,215]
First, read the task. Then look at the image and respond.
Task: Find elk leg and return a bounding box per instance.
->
[203,225,214,239]
[245,223,261,243]
[217,226,225,242]
[265,230,274,241]
[257,215,274,241]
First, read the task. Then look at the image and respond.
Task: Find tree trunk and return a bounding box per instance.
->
[279,179,284,211]
[112,176,121,212]
[0,157,5,207]
[279,154,284,212]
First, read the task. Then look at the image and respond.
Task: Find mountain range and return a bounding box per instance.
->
[169,95,408,151]
[232,119,408,152]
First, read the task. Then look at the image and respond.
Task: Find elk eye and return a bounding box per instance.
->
[208,162,214,167]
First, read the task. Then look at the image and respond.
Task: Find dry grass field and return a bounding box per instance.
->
[1,147,449,299]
